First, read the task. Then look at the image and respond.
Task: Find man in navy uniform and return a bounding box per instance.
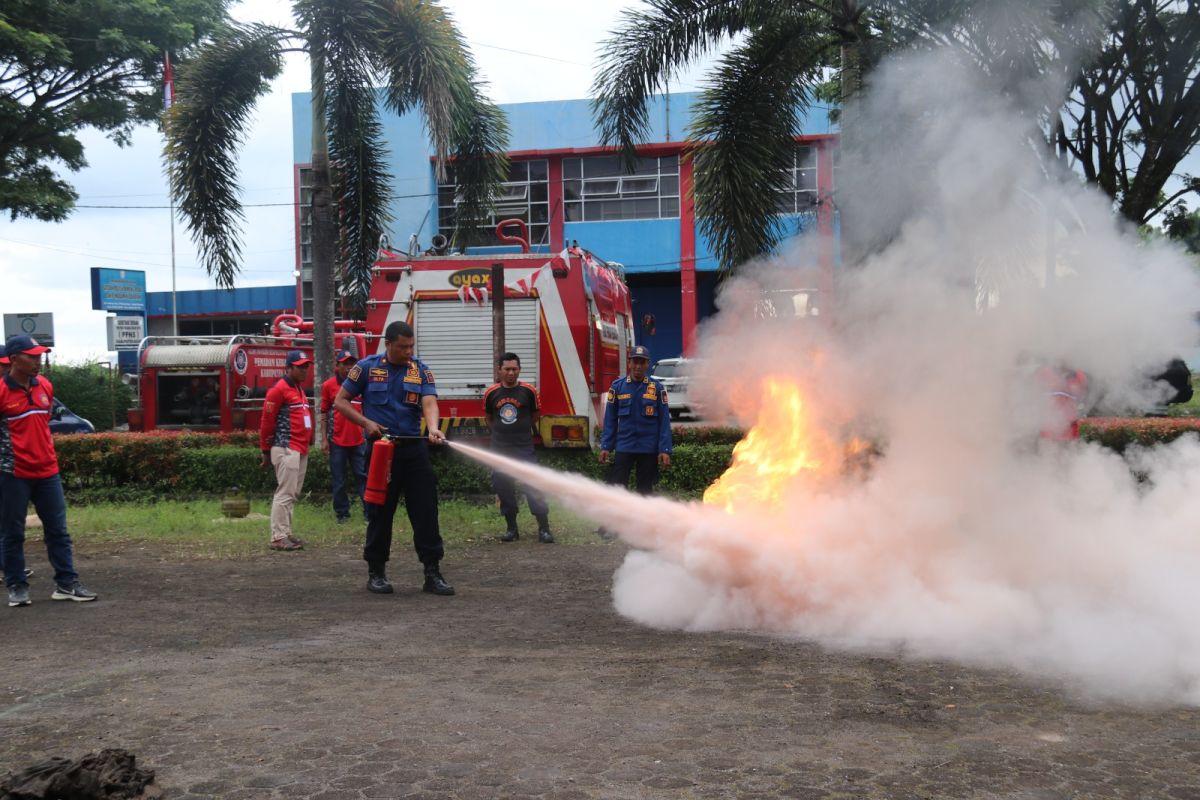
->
[598,345,672,522]
[333,321,453,596]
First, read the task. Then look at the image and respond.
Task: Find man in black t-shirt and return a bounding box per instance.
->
[483,352,552,543]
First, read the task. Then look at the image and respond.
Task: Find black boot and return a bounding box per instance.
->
[423,564,455,596]
[535,514,554,544]
[367,563,393,594]
[499,514,519,542]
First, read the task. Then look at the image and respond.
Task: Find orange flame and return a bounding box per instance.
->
[703,377,839,513]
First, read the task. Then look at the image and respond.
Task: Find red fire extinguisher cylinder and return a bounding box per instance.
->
[364,437,394,505]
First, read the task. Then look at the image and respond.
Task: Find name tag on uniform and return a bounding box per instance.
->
[369,368,388,383]
[303,410,312,429]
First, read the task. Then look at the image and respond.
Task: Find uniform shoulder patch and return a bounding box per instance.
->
[347,364,362,381]
[423,367,436,384]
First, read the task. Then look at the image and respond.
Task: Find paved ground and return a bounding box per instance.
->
[3,538,1200,799]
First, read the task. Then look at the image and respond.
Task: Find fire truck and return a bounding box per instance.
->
[128,222,635,448]
[366,222,634,447]
[127,318,374,434]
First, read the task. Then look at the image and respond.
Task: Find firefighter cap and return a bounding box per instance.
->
[336,349,356,363]
[628,345,651,361]
[5,335,50,358]
[285,350,312,367]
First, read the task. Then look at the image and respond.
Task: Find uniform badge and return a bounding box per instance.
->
[644,405,655,416]
[424,368,436,384]
[606,389,615,403]
[347,364,362,381]
[405,391,418,404]
[499,404,519,425]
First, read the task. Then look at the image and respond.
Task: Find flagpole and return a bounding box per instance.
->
[164,51,178,336]
[170,195,178,336]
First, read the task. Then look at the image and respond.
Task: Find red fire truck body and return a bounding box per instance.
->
[366,244,634,447]
[129,242,633,448]
[129,322,375,434]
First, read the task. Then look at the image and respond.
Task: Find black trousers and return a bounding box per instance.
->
[492,445,549,519]
[363,440,443,568]
[606,451,660,495]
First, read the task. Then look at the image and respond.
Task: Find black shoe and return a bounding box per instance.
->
[595,527,617,542]
[538,529,555,544]
[367,572,393,594]
[422,568,455,596]
[499,527,519,542]
[336,516,350,525]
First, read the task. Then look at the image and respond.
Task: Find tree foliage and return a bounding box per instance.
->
[0,0,229,222]
[45,362,133,433]
[1052,0,1200,227]
[592,0,1198,272]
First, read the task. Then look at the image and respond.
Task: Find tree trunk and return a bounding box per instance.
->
[310,60,336,441]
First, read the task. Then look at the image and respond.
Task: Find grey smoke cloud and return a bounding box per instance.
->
[455,42,1200,704]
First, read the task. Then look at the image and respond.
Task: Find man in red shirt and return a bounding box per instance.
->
[1,336,97,607]
[321,350,367,524]
[259,350,313,551]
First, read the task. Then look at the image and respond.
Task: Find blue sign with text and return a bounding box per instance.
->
[90,268,147,312]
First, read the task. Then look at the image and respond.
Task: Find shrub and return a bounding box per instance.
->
[42,362,134,432]
[1080,416,1200,453]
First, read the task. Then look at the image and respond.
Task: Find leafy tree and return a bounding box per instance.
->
[1051,0,1200,228]
[45,362,133,433]
[590,0,1036,270]
[0,0,229,221]
[165,0,509,391]
[1164,202,1200,253]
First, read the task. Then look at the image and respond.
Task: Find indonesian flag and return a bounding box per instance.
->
[505,263,547,296]
[163,52,175,110]
[457,284,489,305]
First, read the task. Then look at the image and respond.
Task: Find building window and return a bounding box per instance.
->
[438,159,549,247]
[298,167,314,318]
[776,145,818,214]
[564,154,679,222]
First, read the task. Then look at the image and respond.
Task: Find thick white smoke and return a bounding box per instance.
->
[608,44,1200,705]
[456,42,1200,704]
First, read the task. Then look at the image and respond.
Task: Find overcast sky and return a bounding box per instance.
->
[0,0,699,363]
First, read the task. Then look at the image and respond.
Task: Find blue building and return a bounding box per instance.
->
[291,92,838,360]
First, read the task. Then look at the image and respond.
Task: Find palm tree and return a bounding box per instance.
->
[165,0,509,389]
[590,0,1100,274]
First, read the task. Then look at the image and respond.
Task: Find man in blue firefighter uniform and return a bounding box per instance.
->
[333,320,453,597]
[599,345,672,516]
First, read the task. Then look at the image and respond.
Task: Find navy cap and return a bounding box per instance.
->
[336,349,356,363]
[628,345,651,361]
[5,335,50,358]
[285,350,312,367]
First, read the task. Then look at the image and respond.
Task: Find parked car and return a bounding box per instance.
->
[49,398,96,434]
[651,357,698,419]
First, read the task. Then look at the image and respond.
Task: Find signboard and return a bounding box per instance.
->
[3,313,54,347]
[90,268,147,312]
[106,315,145,351]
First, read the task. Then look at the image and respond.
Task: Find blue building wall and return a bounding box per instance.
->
[147,285,295,317]
[290,91,837,361]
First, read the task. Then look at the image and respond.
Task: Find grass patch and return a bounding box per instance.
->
[66,497,615,559]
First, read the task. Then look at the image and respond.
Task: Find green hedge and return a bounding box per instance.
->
[50,429,736,503]
[1080,417,1200,453]
[50,418,1197,503]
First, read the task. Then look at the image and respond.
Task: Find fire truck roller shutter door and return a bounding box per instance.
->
[414,298,539,397]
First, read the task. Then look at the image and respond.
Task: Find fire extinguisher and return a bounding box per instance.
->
[364,436,395,505]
